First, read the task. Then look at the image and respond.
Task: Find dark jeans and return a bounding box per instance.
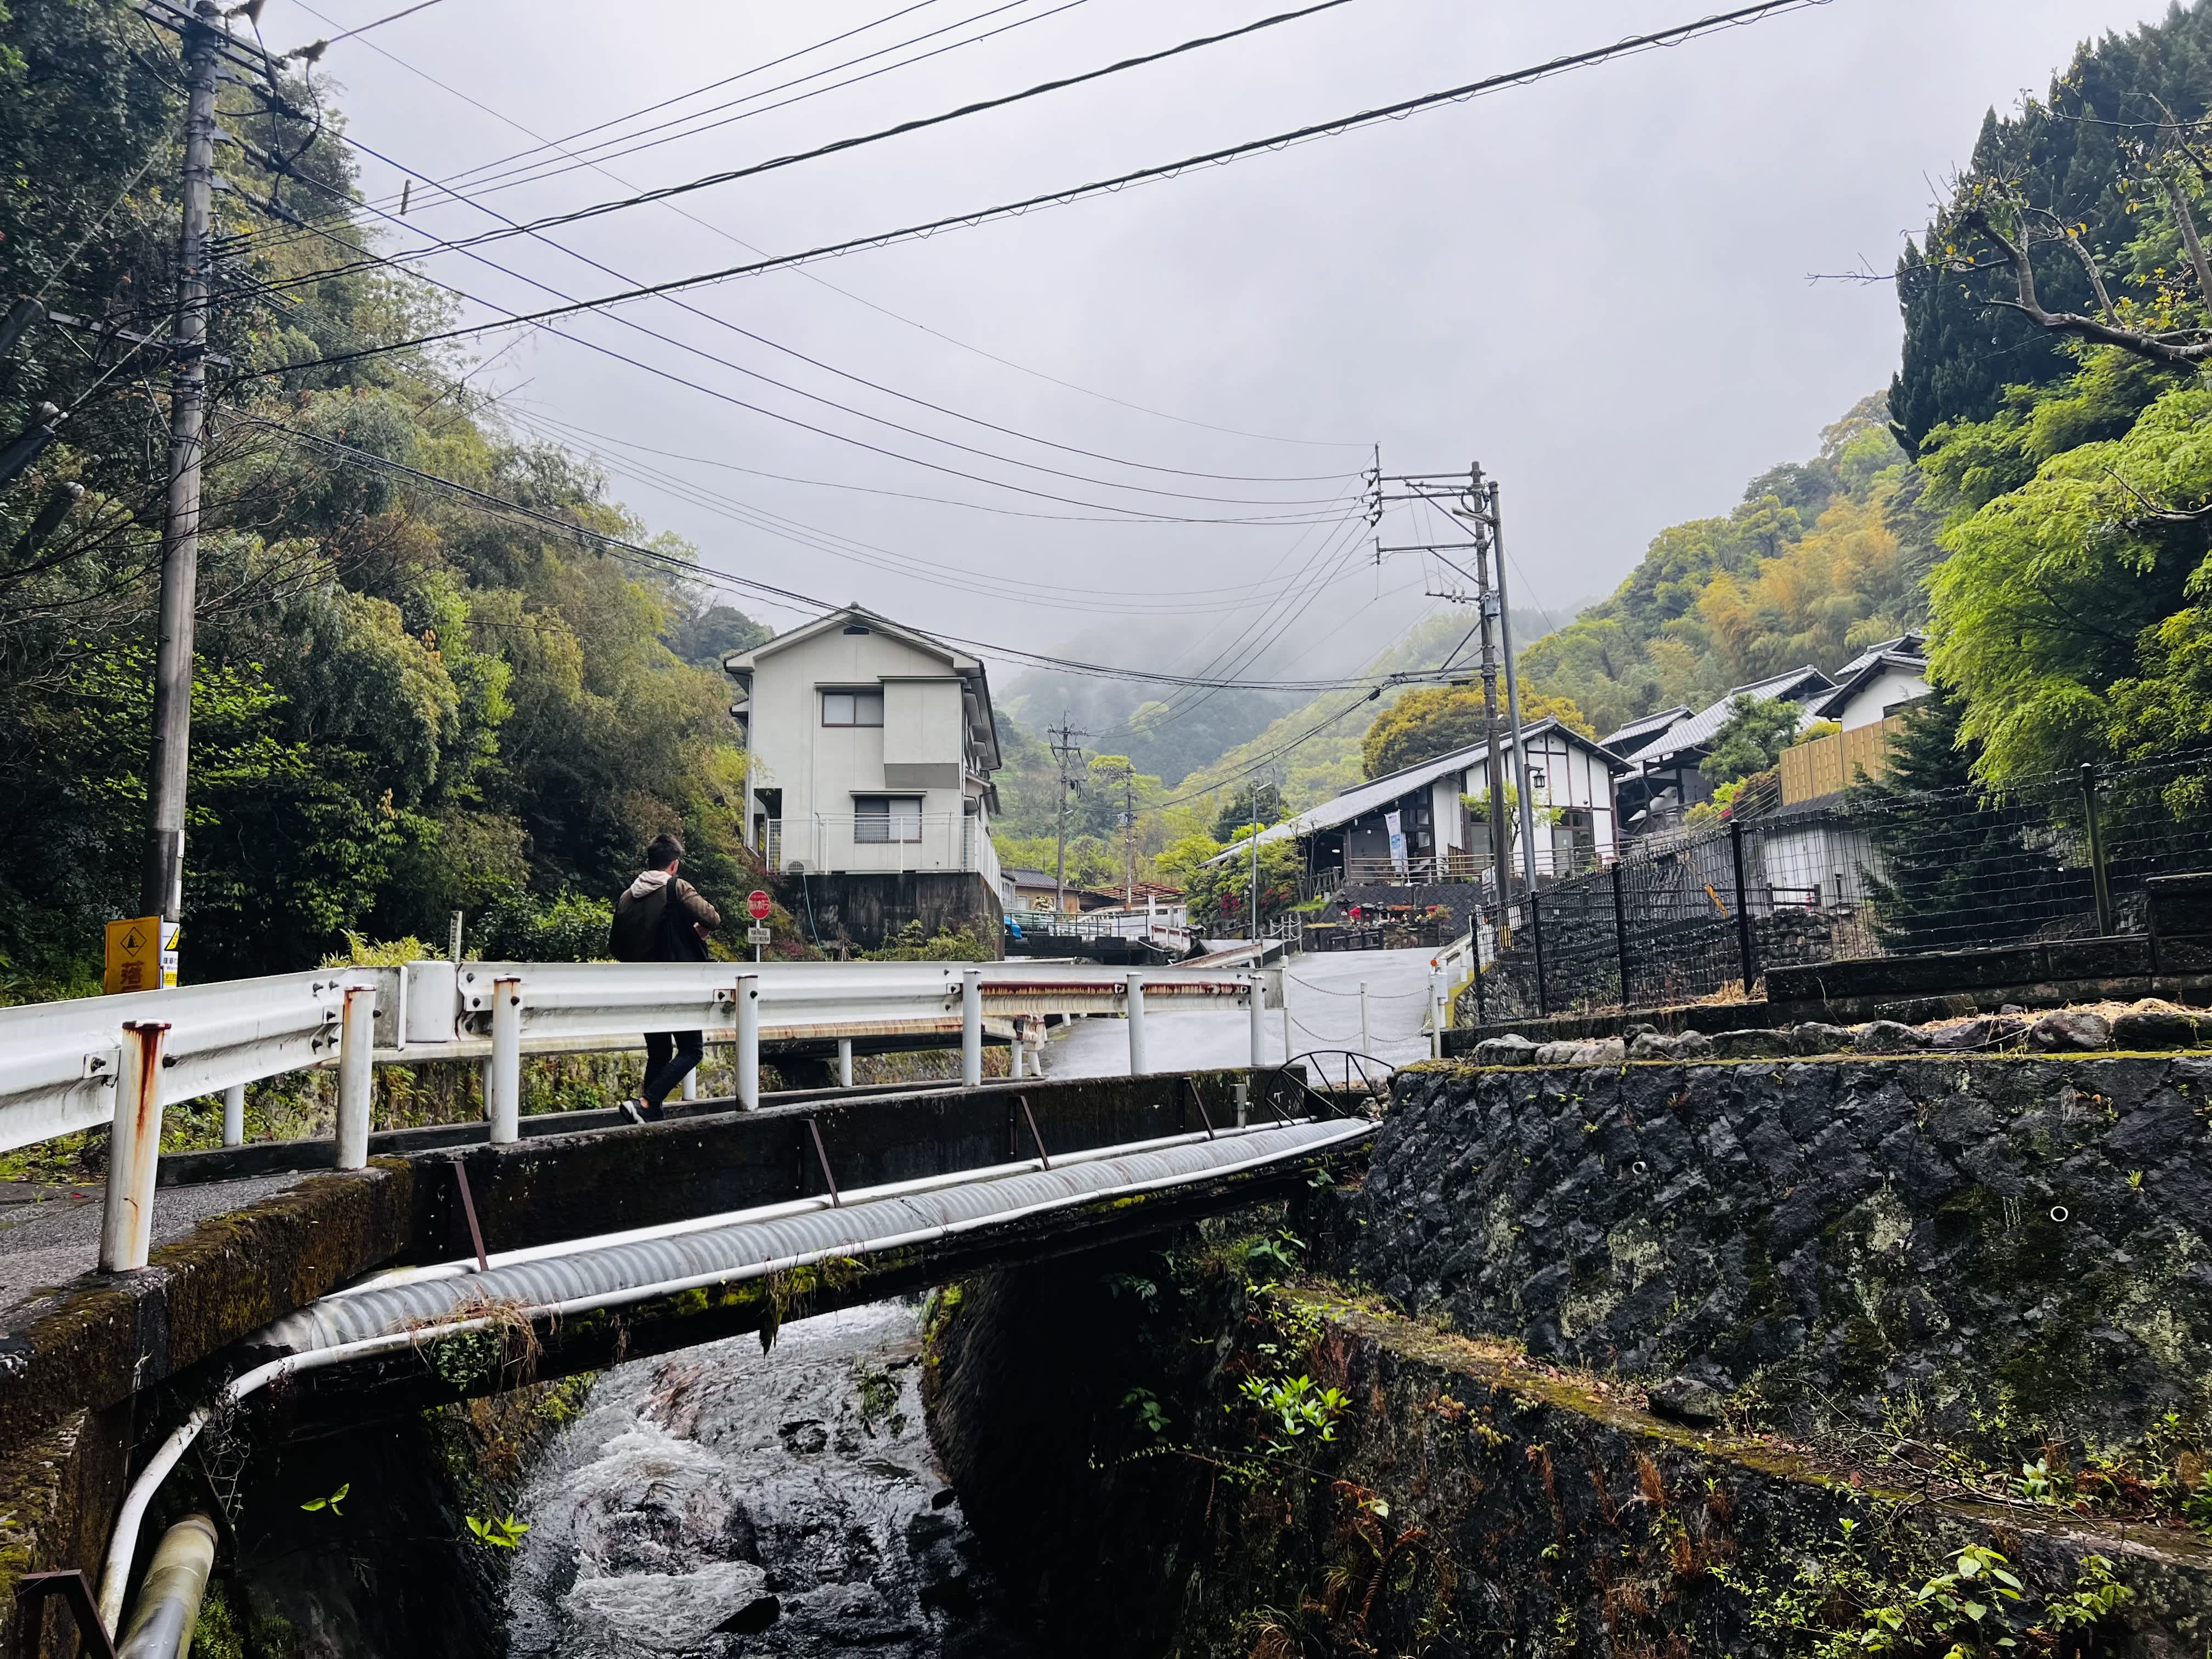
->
[641,1029,704,1115]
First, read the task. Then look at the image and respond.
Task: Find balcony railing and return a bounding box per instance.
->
[1340,844,1606,888]
[762,816,982,874]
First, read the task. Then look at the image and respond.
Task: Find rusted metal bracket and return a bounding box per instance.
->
[1017,1095,1052,1170]
[804,1118,842,1207]
[451,1158,488,1271]
[14,1568,119,1659]
[1185,1076,1216,1141]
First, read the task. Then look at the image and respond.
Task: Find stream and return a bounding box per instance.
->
[504,1302,1035,1658]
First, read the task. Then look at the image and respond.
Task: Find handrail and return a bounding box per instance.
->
[0,959,1279,1267]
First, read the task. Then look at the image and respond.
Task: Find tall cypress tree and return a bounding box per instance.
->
[1853,689,2084,952]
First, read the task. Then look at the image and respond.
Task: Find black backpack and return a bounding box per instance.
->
[609,883,668,962]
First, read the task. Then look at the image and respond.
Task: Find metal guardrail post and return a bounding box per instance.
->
[1358,981,1371,1057]
[1126,971,1148,1076]
[487,977,522,1144]
[961,968,983,1087]
[1729,820,1757,995]
[837,1036,854,1088]
[1249,975,1266,1068]
[335,982,376,1170]
[1430,968,1446,1059]
[735,974,761,1109]
[1610,860,1632,1012]
[221,1082,244,1148]
[99,1020,169,1273]
[2080,763,2114,936]
[681,1068,697,1101]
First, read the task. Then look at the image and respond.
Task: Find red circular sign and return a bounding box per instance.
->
[747,889,772,921]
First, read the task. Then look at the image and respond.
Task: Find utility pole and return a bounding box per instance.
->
[1373,460,1539,915]
[140,1,223,937]
[1120,770,1136,908]
[1489,475,1542,899]
[1047,716,1087,913]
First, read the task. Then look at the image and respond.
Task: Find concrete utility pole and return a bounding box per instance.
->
[1047,716,1087,913]
[1371,460,1538,913]
[1121,770,1136,908]
[140,2,223,929]
[1488,476,1542,900]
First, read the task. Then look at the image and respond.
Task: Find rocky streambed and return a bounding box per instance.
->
[504,1302,1031,1658]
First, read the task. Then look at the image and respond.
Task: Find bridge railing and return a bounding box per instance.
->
[0,958,1284,1271]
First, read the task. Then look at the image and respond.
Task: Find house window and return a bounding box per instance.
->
[822,688,884,727]
[855,796,922,843]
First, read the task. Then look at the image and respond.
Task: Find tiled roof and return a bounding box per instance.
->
[1641,666,1833,761]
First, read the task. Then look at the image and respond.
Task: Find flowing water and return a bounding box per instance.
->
[505,1302,1035,1658]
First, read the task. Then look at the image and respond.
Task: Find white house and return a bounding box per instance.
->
[1210,719,1626,889]
[1807,634,1928,731]
[724,606,1004,950]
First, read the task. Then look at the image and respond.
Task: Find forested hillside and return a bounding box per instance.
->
[1514,398,1938,741]
[0,0,766,995]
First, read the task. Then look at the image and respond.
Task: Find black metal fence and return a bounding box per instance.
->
[1468,752,2212,1022]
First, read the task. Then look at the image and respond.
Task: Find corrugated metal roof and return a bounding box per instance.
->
[1642,666,1833,761]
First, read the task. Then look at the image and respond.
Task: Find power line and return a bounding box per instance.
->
[239,0,1362,274]
[237,0,1835,380]
[236,0,1073,242]
[225,2,1355,451]
[240,414,1444,691]
[210,167,1357,521]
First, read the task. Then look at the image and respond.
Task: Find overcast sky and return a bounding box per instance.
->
[253,0,2175,685]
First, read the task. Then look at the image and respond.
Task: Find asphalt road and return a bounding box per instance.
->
[1039,946,1440,1081]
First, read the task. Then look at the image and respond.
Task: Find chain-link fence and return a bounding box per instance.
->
[1465,751,2212,1023]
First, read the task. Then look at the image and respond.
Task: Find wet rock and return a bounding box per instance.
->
[1853,1020,1927,1054]
[2029,1009,2112,1052]
[1627,1031,1675,1060]
[1670,1030,1714,1060]
[1645,1375,1727,1427]
[1790,1022,1855,1056]
[1576,1039,1627,1065]
[1474,1035,1538,1066]
[507,1304,1025,1657]
[1533,1041,1581,1065]
[2111,1011,2210,1050]
[1711,1029,1790,1060]
[1999,1003,2028,1015]
[1929,1016,2025,1052]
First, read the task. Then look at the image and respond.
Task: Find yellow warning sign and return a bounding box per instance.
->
[104,916,179,994]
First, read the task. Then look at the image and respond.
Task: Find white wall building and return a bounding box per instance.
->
[724,606,1002,898]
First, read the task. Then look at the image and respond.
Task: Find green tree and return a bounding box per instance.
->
[1183,827,1301,933]
[1854,689,2085,952]
[1359,685,1592,780]
[1704,695,1805,786]
[1210,781,1283,843]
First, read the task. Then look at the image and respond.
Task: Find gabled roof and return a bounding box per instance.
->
[1601,704,1694,758]
[1641,666,1833,763]
[1003,867,1058,888]
[725,603,1001,772]
[1810,639,1928,723]
[722,602,980,674]
[1202,718,1625,865]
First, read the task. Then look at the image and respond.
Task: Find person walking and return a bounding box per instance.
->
[609,832,721,1122]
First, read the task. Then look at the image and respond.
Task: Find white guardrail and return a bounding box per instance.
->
[0,959,1283,1271]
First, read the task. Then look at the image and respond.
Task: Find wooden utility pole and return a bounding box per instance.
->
[140,1,223,931]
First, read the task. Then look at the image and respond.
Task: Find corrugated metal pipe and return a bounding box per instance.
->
[100,1115,1370,1637]
[115,1513,216,1659]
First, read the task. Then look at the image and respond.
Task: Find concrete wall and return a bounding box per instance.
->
[783,868,1006,955]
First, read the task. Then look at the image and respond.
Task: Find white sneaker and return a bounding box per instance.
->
[617,1098,645,1126]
